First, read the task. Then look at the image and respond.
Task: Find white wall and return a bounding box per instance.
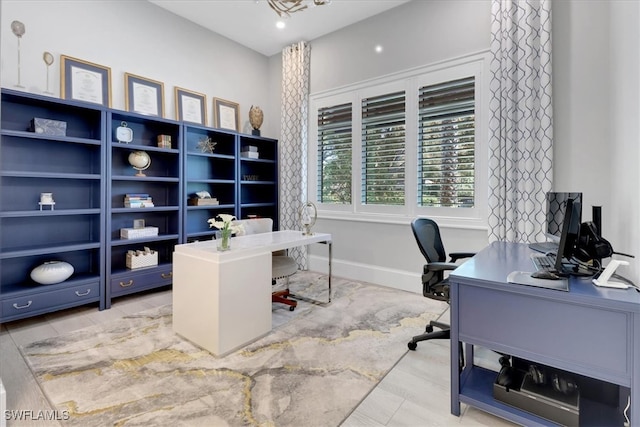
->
[553,0,639,281]
[0,0,277,138]
[609,0,640,282]
[553,1,611,220]
[308,0,491,94]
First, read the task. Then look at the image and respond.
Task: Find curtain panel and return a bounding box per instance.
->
[281,41,311,266]
[488,0,554,243]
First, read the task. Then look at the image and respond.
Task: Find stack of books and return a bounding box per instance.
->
[241,145,259,159]
[124,193,154,208]
[188,196,219,206]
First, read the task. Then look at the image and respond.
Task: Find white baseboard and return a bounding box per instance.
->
[308,255,422,295]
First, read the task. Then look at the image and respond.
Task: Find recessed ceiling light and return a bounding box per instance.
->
[276,21,286,29]
[375,45,383,53]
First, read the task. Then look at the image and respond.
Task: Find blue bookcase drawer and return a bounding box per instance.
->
[1,282,100,321]
[110,265,173,297]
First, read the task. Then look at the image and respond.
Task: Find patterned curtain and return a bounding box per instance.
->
[487,0,553,243]
[281,41,311,267]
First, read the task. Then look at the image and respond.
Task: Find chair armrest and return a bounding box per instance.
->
[425,262,459,273]
[449,252,476,262]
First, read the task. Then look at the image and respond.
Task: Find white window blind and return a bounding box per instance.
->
[361,91,406,205]
[316,102,352,204]
[418,77,475,208]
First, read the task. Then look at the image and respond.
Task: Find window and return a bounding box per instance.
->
[309,53,488,227]
[418,77,475,208]
[316,102,352,204]
[361,91,406,205]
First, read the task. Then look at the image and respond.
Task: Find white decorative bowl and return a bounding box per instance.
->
[30,261,74,285]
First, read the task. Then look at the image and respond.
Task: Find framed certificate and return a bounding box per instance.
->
[213,98,240,131]
[60,55,112,107]
[125,73,164,117]
[175,87,207,126]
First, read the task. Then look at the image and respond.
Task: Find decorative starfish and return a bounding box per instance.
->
[197,137,217,154]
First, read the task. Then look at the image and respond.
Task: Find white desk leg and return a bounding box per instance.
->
[0,378,5,427]
[173,252,272,356]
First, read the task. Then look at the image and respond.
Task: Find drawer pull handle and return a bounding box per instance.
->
[13,301,33,309]
[75,289,91,296]
[120,280,134,288]
[161,272,173,279]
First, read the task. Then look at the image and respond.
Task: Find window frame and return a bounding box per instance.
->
[308,51,489,229]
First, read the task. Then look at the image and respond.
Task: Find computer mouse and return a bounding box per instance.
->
[531,270,561,280]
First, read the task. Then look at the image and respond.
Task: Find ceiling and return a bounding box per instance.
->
[148,0,412,56]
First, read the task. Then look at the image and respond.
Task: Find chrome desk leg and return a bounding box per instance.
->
[328,241,332,303]
[290,240,332,305]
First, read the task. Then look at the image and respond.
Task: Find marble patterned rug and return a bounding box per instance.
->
[21,273,447,426]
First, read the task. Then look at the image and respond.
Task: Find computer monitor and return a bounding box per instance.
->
[546,192,582,243]
[554,198,582,275]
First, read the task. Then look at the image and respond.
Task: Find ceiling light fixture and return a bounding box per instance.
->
[267,0,331,18]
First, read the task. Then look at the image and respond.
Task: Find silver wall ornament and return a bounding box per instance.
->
[43,52,54,95]
[11,20,26,89]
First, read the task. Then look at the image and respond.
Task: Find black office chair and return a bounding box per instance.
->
[408,218,475,351]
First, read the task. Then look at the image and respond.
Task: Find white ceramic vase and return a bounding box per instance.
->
[30,261,74,285]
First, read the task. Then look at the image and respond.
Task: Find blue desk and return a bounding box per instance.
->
[449,242,639,426]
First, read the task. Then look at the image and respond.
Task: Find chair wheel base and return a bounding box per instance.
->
[408,341,417,351]
[272,289,297,310]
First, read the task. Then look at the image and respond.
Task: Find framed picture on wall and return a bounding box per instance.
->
[125,73,164,117]
[175,87,207,126]
[213,97,240,131]
[60,55,112,107]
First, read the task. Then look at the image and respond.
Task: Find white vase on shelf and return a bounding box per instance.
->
[30,261,74,285]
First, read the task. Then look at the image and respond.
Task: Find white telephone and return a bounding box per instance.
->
[592,260,630,289]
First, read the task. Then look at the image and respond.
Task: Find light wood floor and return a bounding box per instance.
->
[0,285,516,427]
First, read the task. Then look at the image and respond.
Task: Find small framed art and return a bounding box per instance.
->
[125,73,164,117]
[213,97,240,131]
[175,87,207,126]
[60,55,112,107]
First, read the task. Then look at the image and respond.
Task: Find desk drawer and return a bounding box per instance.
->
[110,266,173,297]
[458,285,631,383]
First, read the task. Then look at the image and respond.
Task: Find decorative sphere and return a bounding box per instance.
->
[128,151,151,169]
[30,261,74,285]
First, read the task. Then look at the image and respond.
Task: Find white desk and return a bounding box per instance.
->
[172,230,332,356]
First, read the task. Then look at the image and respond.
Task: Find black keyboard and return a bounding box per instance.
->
[532,255,556,271]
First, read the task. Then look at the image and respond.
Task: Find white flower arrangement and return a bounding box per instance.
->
[207,214,244,250]
[207,214,244,234]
